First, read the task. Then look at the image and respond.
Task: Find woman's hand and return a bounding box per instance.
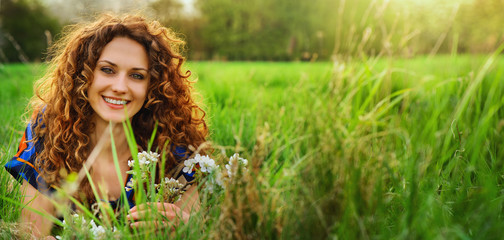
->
[127,202,189,229]
[126,183,200,230]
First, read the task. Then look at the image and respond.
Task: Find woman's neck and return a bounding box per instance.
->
[87,117,132,201]
[91,117,130,163]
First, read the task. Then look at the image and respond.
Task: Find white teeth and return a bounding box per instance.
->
[103,97,127,105]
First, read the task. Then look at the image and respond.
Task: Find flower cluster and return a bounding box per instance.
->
[182,153,249,193]
[127,151,249,198]
[125,151,185,203]
[56,214,118,240]
[125,151,161,192]
[157,177,185,203]
[183,154,218,173]
[89,218,109,239]
[126,151,159,180]
[182,154,220,193]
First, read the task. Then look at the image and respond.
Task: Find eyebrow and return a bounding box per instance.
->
[98,60,148,71]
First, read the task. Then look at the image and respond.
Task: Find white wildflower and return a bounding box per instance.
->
[225,153,248,178]
[60,213,118,240]
[163,177,184,188]
[205,170,224,193]
[158,177,185,203]
[127,160,134,167]
[182,157,196,173]
[215,170,224,187]
[138,155,147,166]
[130,151,160,168]
[69,213,86,225]
[199,155,218,173]
[89,219,107,239]
[183,154,218,173]
[138,151,160,165]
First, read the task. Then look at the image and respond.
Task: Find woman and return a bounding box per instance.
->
[4,13,208,237]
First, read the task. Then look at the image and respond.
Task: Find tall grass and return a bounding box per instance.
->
[1,55,504,238]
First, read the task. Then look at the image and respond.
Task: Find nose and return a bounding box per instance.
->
[111,73,128,94]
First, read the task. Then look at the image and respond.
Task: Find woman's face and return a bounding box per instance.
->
[88,37,150,124]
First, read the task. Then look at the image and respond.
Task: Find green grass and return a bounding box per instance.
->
[1,55,504,239]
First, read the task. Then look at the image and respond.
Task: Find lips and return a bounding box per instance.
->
[103,96,129,105]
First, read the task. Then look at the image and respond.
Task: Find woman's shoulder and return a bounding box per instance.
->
[4,119,48,192]
[173,145,189,160]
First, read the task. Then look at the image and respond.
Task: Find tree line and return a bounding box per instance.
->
[0,0,503,62]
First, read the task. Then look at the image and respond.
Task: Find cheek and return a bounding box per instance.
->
[132,83,149,105]
[88,77,103,94]
[140,81,150,100]
[87,83,97,96]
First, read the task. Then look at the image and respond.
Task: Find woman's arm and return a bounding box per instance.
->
[20,179,56,238]
[174,183,200,213]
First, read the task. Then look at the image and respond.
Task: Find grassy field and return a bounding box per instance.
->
[1,55,504,239]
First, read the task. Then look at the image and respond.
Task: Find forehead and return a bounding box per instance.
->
[98,37,148,69]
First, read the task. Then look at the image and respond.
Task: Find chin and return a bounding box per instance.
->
[100,114,129,124]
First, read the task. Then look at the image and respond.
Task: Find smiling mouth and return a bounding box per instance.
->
[103,96,129,105]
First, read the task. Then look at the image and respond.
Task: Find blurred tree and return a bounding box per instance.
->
[2,0,502,62]
[151,0,504,60]
[0,0,61,62]
[42,0,150,23]
[150,0,184,23]
[456,0,504,53]
[194,0,338,61]
[149,0,206,60]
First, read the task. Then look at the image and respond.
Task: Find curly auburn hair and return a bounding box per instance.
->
[29,13,208,203]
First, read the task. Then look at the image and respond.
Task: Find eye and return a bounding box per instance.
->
[130,73,145,80]
[101,67,114,74]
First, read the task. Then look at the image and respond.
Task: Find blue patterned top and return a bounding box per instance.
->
[4,120,195,210]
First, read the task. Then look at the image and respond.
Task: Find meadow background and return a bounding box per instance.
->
[2,0,504,239]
